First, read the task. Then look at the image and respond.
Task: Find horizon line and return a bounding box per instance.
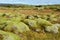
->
[0,3,60,5]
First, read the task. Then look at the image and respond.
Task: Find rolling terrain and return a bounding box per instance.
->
[0,4,60,40]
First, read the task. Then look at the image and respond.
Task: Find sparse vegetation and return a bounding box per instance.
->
[0,4,60,40]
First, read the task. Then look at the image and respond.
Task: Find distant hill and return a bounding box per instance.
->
[0,3,35,8]
[0,3,60,8]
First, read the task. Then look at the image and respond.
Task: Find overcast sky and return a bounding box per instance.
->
[0,0,60,5]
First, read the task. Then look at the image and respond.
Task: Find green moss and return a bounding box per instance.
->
[4,22,30,33]
[0,30,20,40]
